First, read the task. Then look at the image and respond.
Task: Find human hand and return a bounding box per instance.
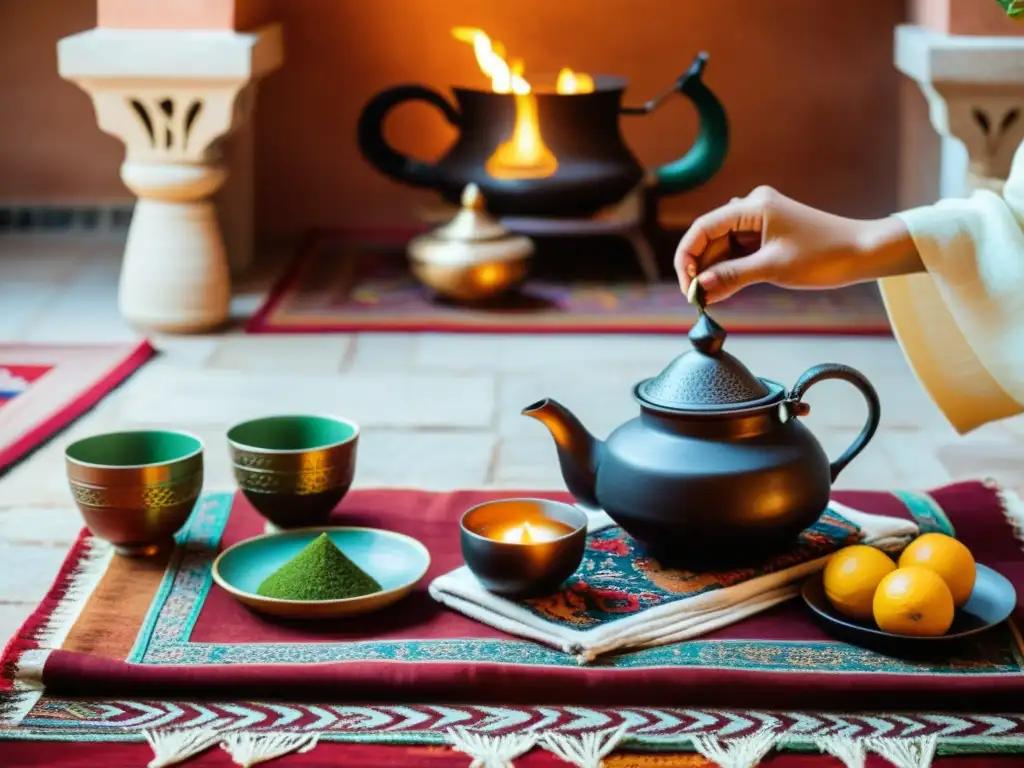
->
[673,186,922,304]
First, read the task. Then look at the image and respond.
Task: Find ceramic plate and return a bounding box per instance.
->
[212,527,431,619]
[802,563,1017,657]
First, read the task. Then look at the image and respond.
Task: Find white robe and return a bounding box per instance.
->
[880,141,1024,434]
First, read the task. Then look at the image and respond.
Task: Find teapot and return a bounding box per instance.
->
[357,54,728,219]
[522,296,881,564]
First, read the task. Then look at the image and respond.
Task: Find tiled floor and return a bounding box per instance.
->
[1,233,1020,647]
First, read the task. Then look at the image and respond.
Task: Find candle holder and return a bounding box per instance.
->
[459,498,588,598]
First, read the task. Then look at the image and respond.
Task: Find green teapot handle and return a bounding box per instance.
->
[622,53,730,197]
[357,84,461,189]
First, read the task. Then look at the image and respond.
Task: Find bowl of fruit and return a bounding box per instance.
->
[802,533,1017,656]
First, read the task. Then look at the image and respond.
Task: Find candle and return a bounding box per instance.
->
[479,518,575,544]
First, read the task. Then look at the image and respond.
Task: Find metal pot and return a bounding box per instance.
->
[521,294,882,565]
[357,54,728,218]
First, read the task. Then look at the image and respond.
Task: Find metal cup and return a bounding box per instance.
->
[227,414,359,530]
[65,430,204,557]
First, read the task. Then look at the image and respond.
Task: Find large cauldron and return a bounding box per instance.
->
[357,54,728,218]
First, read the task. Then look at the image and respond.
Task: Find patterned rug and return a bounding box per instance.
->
[3,482,1024,766]
[246,233,892,335]
[0,340,155,472]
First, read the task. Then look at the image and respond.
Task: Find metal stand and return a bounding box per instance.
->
[415,187,661,283]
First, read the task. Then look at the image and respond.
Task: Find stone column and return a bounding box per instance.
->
[895,24,1024,205]
[57,26,283,333]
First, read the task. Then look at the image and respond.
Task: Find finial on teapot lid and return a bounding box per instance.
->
[685,276,727,355]
[433,183,508,242]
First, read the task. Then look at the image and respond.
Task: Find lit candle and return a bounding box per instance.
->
[481,518,575,544]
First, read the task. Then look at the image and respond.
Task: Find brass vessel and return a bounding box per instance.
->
[65,430,204,557]
[407,184,534,302]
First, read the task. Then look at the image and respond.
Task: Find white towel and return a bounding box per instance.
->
[429,503,918,663]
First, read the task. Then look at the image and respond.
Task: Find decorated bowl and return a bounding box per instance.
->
[65,430,204,557]
[227,414,359,530]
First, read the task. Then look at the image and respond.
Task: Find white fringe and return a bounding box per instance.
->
[143,720,234,768]
[866,736,939,768]
[813,736,867,768]
[31,537,113,650]
[446,727,538,768]
[220,732,319,767]
[989,479,1024,550]
[0,691,42,727]
[2,537,112,727]
[539,725,629,768]
[691,731,778,768]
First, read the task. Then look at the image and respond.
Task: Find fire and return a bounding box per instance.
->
[452,27,592,180]
[556,68,595,95]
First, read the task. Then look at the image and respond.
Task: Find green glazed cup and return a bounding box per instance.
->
[227,414,359,530]
[65,430,204,557]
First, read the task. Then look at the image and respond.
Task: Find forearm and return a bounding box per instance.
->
[852,216,924,282]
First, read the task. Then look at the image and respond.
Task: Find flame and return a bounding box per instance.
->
[453,26,586,180]
[556,68,594,95]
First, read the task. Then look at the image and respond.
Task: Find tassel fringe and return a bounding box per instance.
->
[813,736,867,768]
[220,732,319,767]
[691,731,778,768]
[866,736,939,768]
[539,725,629,768]
[446,727,538,768]
[143,721,233,767]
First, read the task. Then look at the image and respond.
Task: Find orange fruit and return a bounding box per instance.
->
[823,545,896,622]
[898,533,976,607]
[873,566,955,637]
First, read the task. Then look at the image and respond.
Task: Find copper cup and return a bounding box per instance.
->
[227,414,359,530]
[65,430,204,557]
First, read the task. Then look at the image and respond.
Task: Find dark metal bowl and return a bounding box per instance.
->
[227,415,358,529]
[459,498,588,598]
[65,430,204,556]
[802,564,1017,659]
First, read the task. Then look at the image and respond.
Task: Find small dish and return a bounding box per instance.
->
[802,563,1017,656]
[212,527,430,619]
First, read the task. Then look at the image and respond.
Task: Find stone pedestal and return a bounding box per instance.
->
[57,25,283,333]
[896,24,1024,205]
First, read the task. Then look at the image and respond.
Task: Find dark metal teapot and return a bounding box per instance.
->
[522,297,881,564]
[357,54,728,218]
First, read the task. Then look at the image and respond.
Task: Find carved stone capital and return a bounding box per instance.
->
[57,25,283,333]
[896,24,1024,193]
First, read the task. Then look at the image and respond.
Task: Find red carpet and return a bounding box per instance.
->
[247,232,892,336]
[0,340,155,472]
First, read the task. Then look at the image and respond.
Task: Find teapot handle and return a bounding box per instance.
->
[621,53,729,196]
[357,84,461,189]
[785,363,881,483]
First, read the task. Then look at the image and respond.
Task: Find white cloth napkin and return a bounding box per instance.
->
[429,503,918,663]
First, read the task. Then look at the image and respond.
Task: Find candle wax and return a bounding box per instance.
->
[480,518,575,544]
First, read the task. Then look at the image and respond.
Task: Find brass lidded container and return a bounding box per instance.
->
[407,184,534,302]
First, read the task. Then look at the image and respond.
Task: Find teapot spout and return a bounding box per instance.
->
[521,398,602,509]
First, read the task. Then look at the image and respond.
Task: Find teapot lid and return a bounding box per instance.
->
[636,282,777,411]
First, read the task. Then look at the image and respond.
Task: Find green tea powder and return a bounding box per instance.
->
[257,533,382,601]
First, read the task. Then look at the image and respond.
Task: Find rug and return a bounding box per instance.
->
[0,340,155,472]
[3,482,1024,766]
[245,233,892,335]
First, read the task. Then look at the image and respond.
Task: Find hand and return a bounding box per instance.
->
[673,186,923,304]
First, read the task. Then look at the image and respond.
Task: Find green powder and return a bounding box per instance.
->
[257,533,382,601]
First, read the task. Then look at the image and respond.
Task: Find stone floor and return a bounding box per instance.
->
[1,233,1021,647]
